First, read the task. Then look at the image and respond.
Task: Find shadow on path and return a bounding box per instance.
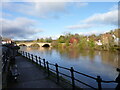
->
[7,56,61,88]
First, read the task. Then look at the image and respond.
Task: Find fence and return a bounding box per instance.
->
[19,51,118,90]
[2,50,12,89]
[2,51,10,72]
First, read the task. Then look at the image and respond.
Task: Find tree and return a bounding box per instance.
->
[58,35,66,43]
[45,37,52,43]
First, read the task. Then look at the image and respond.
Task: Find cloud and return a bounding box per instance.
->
[2,2,68,18]
[3,0,119,2]
[66,24,94,29]
[1,17,43,40]
[78,30,107,36]
[83,10,118,25]
[66,9,118,30]
[109,4,118,11]
[2,2,88,18]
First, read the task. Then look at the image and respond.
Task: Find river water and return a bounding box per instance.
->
[20,46,120,88]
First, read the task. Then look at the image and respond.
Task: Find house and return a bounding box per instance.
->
[95,40,102,45]
[69,37,79,44]
[101,33,113,45]
[112,34,120,46]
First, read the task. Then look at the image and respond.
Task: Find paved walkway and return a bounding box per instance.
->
[7,55,62,88]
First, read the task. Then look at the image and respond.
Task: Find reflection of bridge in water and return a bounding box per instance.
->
[16,42,51,47]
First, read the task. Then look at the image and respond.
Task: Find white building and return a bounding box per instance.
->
[95,40,102,45]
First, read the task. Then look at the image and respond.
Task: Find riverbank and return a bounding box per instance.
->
[51,43,120,52]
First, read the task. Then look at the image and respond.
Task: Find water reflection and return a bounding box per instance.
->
[20,46,119,68]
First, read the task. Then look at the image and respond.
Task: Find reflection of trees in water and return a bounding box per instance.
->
[20,46,119,67]
[101,51,119,67]
[56,47,119,67]
[87,50,95,61]
[56,47,80,59]
[23,47,52,56]
[56,47,97,61]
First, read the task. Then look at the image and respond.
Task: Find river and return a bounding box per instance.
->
[20,46,120,88]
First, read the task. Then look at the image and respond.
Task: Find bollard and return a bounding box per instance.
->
[55,63,59,83]
[70,67,75,90]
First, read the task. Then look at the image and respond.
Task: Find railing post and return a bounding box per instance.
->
[31,54,34,62]
[39,57,41,67]
[96,76,102,90]
[46,61,50,77]
[23,51,24,56]
[26,52,27,58]
[55,63,59,83]
[70,67,75,90]
[28,53,30,59]
[43,59,46,68]
[25,52,27,57]
[115,68,120,90]
[35,56,38,64]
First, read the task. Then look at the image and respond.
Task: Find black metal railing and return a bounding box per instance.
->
[2,51,9,72]
[19,51,118,90]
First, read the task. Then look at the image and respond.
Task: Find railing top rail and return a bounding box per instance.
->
[74,70,97,80]
[48,62,55,66]
[101,80,116,83]
[58,65,71,71]
[59,71,71,78]
[74,78,97,90]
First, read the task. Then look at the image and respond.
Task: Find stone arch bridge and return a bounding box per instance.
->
[16,42,51,47]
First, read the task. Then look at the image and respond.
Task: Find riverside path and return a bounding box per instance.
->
[7,55,62,88]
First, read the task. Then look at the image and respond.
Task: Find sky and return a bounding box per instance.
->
[1,0,119,40]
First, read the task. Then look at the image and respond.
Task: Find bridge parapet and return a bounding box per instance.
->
[16,42,51,47]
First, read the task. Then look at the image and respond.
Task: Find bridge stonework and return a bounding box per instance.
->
[16,42,51,47]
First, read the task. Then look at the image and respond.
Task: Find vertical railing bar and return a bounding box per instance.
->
[28,53,30,59]
[31,54,33,62]
[43,59,46,68]
[70,67,75,90]
[23,51,24,56]
[39,57,41,67]
[26,52,27,58]
[55,63,59,83]
[46,61,50,77]
[96,76,102,90]
[35,56,38,64]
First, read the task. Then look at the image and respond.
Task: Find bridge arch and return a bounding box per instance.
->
[19,44,27,47]
[42,44,50,47]
[30,43,40,47]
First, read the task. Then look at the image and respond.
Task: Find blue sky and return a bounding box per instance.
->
[1,1,118,40]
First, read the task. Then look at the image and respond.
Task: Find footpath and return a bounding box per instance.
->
[7,55,62,88]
